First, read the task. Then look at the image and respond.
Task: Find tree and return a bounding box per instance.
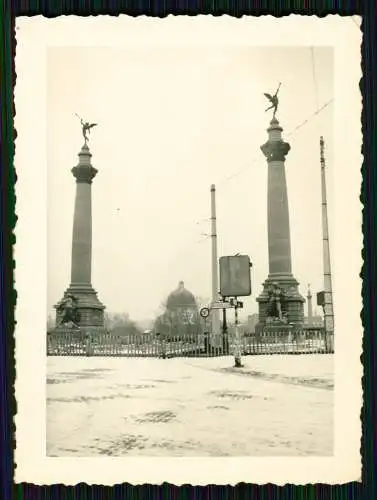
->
[46,313,55,332]
[153,303,203,340]
[104,312,143,336]
[195,296,211,308]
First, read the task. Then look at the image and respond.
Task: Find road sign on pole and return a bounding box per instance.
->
[219,255,252,297]
[200,307,210,318]
[210,301,233,310]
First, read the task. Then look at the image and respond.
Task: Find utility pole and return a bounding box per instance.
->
[320,136,334,348]
[210,185,220,345]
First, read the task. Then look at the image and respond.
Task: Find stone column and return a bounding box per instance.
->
[307,285,313,326]
[71,145,95,284]
[256,117,304,333]
[54,143,106,333]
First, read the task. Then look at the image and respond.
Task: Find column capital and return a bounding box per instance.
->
[71,143,98,183]
[71,165,98,183]
[260,117,291,163]
[261,140,291,162]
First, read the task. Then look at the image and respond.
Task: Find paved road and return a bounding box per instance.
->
[47,355,333,457]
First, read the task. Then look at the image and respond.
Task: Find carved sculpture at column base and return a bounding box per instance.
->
[53,283,106,336]
[255,275,305,335]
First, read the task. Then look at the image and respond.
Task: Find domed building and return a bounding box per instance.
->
[154,281,201,338]
[166,281,197,310]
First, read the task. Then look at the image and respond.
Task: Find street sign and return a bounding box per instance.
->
[210,301,233,310]
[219,255,252,297]
[200,307,210,318]
[228,299,243,308]
[317,291,325,306]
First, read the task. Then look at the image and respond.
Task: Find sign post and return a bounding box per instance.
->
[220,295,229,355]
[210,301,232,310]
[219,255,252,367]
[233,297,243,367]
[219,255,252,298]
[200,307,210,354]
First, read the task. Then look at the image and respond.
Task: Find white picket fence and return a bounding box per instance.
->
[47,329,333,357]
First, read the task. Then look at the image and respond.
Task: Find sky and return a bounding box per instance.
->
[47,46,333,323]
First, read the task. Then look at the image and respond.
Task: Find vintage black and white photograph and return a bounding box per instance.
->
[14,15,362,485]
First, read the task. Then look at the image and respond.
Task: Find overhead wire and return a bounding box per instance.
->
[181,49,333,255]
[285,99,333,138]
[215,97,333,190]
[179,94,334,257]
[217,47,328,190]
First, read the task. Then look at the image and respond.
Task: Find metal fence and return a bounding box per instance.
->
[47,329,333,357]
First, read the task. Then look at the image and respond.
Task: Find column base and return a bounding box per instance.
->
[255,322,301,336]
[256,273,305,332]
[54,283,106,331]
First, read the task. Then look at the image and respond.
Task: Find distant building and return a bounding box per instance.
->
[154,281,201,337]
[166,281,197,310]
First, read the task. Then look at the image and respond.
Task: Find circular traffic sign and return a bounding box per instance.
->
[200,307,210,318]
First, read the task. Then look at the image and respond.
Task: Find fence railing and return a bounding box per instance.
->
[47,329,333,357]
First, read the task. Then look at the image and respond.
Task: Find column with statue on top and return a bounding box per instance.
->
[53,115,106,335]
[255,84,305,334]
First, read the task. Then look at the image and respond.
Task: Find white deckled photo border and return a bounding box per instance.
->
[14,15,362,485]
